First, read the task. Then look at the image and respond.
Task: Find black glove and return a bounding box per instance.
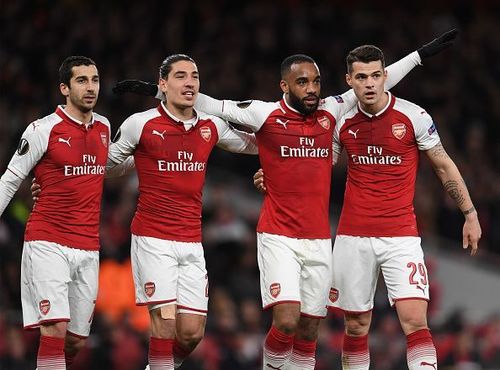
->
[417,29,459,59]
[112,80,158,97]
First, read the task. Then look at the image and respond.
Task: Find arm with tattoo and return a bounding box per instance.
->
[424,142,481,255]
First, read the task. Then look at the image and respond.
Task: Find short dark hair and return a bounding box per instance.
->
[59,56,96,86]
[159,54,196,79]
[280,54,316,79]
[346,45,385,74]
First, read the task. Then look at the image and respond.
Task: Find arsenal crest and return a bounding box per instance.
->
[39,300,51,315]
[200,127,211,142]
[318,116,331,130]
[270,282,281,298]
[329,288,339,303]
[100,132,108,147]
[392,123,406,140]
[144,282,156,297]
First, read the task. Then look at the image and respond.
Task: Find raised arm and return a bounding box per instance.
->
[332,29,459,115]
[424,143,481,255]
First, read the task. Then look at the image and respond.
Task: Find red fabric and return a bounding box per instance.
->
[265,325,294,352]
[407,328,433,348]
[343,334,369,353]
[38,335,65,369]
[293,337,317,356]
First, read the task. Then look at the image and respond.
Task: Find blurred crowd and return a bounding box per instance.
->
[1,0,500,369]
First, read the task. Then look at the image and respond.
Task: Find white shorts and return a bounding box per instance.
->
[21,240,99,337]
[257,232,332,318]
[131,234,208,315]
[328,236,430,312]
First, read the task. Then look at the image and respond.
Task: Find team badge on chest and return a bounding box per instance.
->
[318,116,331,130]
[100,132,108,147]
[392,123,407,140]
[200,127,211,142]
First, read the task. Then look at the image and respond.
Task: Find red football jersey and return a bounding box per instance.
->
[196,94,357,239]
[108,102,257,242]
[334,93,440,237]
[5,106,110,250]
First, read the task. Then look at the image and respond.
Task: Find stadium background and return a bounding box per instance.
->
[1,1,500,369]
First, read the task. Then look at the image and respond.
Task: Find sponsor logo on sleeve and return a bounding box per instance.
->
[318,116,331,130]
[333,95,344,103]
[428,122,436,136]
[391,123,407,140]
[270,282,281,298]
[329,288,339,303]
[17,138,30,155]
[39,300,51,315]
[144,282,156,297]
[200,126,211,142]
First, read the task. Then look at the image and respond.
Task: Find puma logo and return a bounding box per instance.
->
[58,137,71,147]
[266,365,284,369]
[276,118,289,129]
[420,361,437,369]
[416,285,426,294]
[348,129,359,139]
[152,129,166,140]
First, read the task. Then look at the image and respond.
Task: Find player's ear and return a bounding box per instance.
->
[159,78,168,94]
[280,80,289,94]
[345,73,353,88]
[60,82,70,97]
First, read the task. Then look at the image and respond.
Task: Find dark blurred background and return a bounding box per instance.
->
[1,1,500,369]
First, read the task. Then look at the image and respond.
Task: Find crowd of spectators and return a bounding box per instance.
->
[1,1,499,369]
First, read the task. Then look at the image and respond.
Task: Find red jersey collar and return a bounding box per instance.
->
[56,105,95,126]
[357,92,395,118]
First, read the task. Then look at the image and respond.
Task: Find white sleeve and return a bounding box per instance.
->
[332,121,343,165]
[0,121,49,216]
[413,111,441,151]
[385,51,422,90]
[213,118,259,155]
[321,92,357,121]
[195,93,276,132]
[0,170,24,216]
[107,115,142,167]
[105,156,136,178]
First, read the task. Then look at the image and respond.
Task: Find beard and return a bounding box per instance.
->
[69,93,96,113]
[288,91,319,115]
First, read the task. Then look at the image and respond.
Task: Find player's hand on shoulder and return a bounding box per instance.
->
[112,79,159,97]
[417,28,459,59]
[253,168,267,193]
[31,178,41,202]
[462,209,481,256]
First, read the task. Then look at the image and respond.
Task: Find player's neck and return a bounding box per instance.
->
[166,102,195,121]
[360,92,389,116]
[63,104,93,125]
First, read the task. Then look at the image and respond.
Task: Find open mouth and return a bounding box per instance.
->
[182,91,195,98]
